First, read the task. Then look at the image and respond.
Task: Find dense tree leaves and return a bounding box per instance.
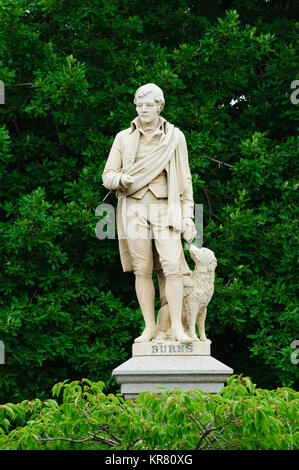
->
[0,0,298,402]
[0,376,298,450]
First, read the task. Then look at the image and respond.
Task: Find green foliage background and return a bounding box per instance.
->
[0,0,298,402]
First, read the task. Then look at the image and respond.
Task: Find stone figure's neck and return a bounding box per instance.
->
[140,116,160,134]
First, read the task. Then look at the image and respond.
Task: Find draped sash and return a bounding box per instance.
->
[116,122,191,274]
[119,123,187,232]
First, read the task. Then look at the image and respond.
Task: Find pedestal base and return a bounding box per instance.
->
[112,343,233,399]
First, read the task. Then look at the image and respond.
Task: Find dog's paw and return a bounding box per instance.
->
[191,336,200,342]
[200,337,211,343]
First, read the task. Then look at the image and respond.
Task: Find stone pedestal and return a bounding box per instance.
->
[112,341,233,400]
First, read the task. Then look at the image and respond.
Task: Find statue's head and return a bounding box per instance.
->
[134,83,165,125]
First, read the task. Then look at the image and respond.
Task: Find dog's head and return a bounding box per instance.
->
[189,245,217,272]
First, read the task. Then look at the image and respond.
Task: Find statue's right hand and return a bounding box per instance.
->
[120,174,135,187]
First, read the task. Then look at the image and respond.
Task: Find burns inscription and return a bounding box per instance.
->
[152,343,193,354]
[132,341,210,357]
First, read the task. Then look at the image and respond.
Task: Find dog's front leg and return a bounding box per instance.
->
[183,298,200,341]
[196,305,210,342]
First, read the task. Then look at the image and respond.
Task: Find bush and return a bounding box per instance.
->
[0,375,298,450]
[0,0,298,401]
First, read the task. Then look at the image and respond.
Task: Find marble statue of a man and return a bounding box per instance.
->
[102,83,197,343]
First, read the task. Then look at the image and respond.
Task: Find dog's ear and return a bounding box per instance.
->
[199,265,208,273]
[208,260,217,271]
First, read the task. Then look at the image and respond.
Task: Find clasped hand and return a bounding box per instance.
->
[120,174,136,187]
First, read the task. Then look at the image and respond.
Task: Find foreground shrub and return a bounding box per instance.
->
[0,375,298,450]
[0,1,298,403]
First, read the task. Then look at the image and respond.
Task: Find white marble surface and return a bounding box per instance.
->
[132,340,211,356]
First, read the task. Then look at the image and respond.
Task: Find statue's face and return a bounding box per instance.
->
[135,92,161,125]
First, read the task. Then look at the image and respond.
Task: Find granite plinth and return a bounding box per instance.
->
[112,343,233,399]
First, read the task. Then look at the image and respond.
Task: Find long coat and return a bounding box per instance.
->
[102,117,195,274]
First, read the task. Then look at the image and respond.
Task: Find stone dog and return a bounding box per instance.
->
[155,245,217,343]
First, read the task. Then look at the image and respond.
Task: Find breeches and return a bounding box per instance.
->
[124,191,182,277]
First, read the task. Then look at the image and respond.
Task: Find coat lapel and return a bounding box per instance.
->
[124,129,140,164]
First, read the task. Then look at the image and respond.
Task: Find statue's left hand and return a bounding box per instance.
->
[182,217,195,231]
[182,217,197,243]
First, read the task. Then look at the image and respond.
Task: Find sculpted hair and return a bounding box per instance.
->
[134,83,165,109]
